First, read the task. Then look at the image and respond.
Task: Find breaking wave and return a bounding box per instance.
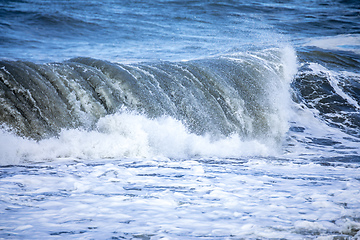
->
[0,47,297,164]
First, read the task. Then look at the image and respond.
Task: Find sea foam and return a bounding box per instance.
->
[0,112,278,165]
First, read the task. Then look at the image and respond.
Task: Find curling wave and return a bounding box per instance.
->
[0,47,296,141]
[0,47,298,163]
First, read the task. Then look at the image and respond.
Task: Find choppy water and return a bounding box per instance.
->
[1,0,360,239]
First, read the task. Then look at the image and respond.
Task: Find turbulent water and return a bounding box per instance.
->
[1,0,360,239]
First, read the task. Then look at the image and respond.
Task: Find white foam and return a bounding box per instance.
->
[1,156,359,239]
[304,34,360,54]
[285,99,360,158]
[0,112,280,165]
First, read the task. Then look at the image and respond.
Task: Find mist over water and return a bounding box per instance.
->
[1,0,360,239]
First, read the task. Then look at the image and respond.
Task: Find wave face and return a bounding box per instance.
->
[0,48,296,144]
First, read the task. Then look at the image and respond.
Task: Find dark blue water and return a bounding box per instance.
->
[1,0,358,62]
[1,0,360,239]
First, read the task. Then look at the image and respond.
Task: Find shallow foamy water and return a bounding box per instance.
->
[1,157,360,239]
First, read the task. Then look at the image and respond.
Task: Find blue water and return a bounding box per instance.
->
[1,0,358,63]
[1,0,360,239]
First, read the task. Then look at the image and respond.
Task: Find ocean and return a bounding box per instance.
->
[1,0,360,239]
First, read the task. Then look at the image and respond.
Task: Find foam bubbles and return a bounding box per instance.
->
[1,156,359,239]
[0,112,279,165]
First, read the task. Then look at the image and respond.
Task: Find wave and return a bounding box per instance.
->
[293,47,360,138]
[0,47,297,164]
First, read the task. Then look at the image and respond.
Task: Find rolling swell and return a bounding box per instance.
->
[293,49,360,138]
[0,48,295,142]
